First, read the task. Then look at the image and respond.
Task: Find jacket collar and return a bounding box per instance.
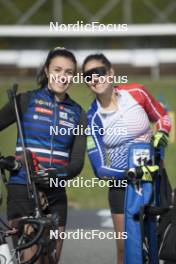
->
[90,87,119,113]
[43,86,75,106]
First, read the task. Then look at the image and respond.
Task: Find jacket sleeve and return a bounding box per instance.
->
[0,100,17,131]
[138,85,171,134]
[87,118,125,180]
[0,93,30,131]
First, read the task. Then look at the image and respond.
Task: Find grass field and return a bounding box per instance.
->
[0,78,176,211]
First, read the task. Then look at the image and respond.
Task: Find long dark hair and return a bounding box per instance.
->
[82,53,111,73]
[37,47,77,88]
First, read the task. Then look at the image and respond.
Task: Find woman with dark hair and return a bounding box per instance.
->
[82,53,171,264]
[0,47,87,263]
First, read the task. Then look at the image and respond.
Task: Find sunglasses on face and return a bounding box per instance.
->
[83,67,107,83]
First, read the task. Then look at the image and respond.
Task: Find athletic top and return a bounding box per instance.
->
[87,83,171,179]
[0,86,87,184]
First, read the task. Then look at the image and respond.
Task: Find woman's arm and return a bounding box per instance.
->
[66,109,87,178]
[116,83,171,134]
[87,133,125,180]
[87,113,125,179]
[138,85,171,134]
[0,101,17,131]
[0,93,30,131]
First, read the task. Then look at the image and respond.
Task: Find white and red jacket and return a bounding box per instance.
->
[116,83,171,134]
[87,83,171,179]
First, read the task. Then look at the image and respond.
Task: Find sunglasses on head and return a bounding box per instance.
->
[83,67,107,83]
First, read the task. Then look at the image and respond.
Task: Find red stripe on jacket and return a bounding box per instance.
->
[115,83,171,134]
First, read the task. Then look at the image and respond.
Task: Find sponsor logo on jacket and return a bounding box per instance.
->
[35,107,53,115]
[59,120,75,128]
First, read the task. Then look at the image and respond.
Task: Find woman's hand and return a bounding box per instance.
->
[151,131,169,148]
[0,156,22,171]
[126,165,159,183]
[39,191,49,210]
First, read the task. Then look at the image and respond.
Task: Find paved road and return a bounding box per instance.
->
[60,229,116,264]
[0,209,165,264]
[1,209,117,264]
[60,209,116,264]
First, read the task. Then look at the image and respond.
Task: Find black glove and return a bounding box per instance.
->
[151,131,169,148]
[34,168,57,187]
[0,156,22,171]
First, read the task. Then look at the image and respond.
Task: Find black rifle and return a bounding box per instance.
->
[7,84,42,217]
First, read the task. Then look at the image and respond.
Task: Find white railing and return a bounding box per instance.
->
[0,24,176,37]
[0,49,176,68]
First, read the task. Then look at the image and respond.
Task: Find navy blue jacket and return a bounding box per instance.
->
[0,86,87,184]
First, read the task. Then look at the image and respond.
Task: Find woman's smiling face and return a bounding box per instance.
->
[46,56,75,95]
[83,59,114,95]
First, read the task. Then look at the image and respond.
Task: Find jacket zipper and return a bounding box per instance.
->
[50,98,57,166]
